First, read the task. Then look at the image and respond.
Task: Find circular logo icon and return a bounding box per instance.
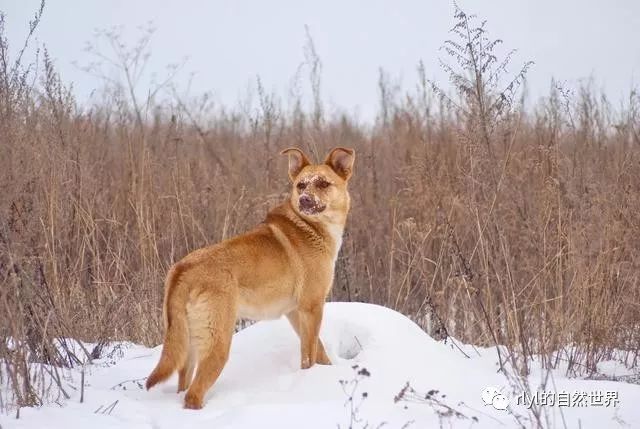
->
[481,386,510,410]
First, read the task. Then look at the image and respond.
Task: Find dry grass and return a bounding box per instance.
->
[1,2,639,416]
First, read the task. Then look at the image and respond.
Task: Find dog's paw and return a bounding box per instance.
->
[316,354,332,365]
[184,393,204,410]
[301,356,313,369]
[177,379,192,393]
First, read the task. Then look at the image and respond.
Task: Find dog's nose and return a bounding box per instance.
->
[299,195,315,210]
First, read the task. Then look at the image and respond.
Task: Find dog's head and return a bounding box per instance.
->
[281,147,355,222]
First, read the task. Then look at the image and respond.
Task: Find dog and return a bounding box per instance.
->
[145,147,355,409]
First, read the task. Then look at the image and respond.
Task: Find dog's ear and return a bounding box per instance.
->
[324,147,355,180]
[280,148,311,181]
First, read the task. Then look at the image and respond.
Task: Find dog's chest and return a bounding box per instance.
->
[325,223,344,264]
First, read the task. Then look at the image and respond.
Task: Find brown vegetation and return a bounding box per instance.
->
[1,3,639,414]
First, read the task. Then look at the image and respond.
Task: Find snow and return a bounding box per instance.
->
[2,302,640,428]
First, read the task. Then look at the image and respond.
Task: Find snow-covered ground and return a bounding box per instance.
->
[2,303,639,428]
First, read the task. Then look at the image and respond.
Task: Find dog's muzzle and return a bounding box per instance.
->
[299,194,326,215]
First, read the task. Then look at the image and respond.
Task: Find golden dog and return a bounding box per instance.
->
[146,147,355,409]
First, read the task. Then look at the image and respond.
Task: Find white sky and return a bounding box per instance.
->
[2,0,640,120]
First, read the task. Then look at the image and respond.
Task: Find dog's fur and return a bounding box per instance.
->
[145,147,355,409]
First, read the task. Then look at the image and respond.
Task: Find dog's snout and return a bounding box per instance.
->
[298,194,326,215]
[299,194,314,210]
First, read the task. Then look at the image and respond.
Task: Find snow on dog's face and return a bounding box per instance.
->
[281,147,355,222]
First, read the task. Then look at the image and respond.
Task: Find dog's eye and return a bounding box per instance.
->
[296,182,306,191]
[317,180,330,189]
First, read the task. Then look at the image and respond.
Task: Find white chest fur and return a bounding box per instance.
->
[326,223,344,265]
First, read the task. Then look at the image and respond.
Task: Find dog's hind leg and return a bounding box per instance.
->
[177,346,195,393]
[183,291,236,409]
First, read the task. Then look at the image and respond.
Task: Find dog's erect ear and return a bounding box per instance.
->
[280,148,312,181]
[324,147,355,180]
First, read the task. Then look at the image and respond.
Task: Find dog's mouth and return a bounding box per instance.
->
[298,195,326,215]
[300,205,326,215]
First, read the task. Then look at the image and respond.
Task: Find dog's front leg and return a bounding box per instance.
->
[297,304,324,369]
[286,310,331,366]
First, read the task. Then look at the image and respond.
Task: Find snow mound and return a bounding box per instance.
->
[3,303,640,428]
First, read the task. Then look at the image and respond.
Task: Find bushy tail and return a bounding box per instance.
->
[146,262,190,390]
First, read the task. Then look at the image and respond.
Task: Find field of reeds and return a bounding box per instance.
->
[1,2,639,414]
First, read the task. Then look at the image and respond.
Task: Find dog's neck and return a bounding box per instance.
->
[267,200,346,257]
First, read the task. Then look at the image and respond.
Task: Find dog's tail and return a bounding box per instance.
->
[146,262,190,390]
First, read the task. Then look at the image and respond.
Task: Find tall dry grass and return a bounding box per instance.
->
[1,2,639,416]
